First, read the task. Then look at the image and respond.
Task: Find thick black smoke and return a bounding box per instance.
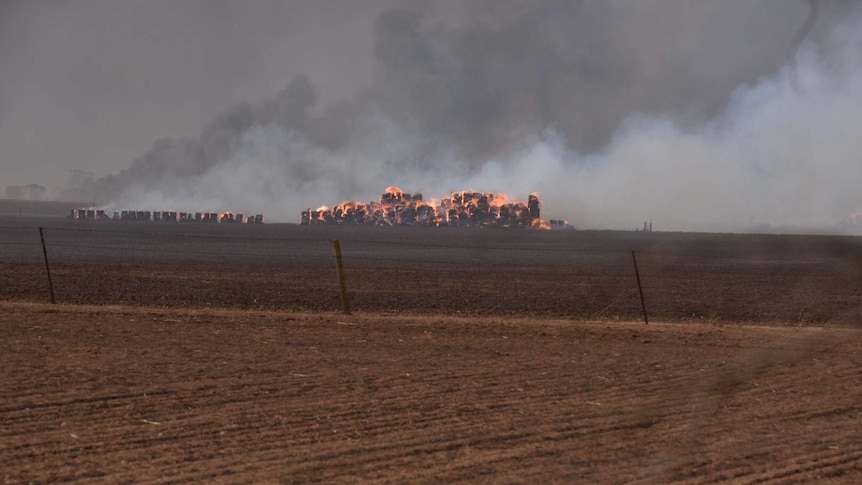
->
[67,0,862,230]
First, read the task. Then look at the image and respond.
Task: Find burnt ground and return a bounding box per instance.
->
[1,217,862,483]
[3,218,862,325]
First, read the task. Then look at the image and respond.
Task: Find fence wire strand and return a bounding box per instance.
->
[2,224,856,325]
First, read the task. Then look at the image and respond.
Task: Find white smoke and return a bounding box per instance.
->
[466,23,862,232]
[107,107,471,217]
[104,2,862,232]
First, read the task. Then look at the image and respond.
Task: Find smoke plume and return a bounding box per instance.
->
[66,0,862,231]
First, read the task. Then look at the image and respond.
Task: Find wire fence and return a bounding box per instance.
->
[2,222,861,325]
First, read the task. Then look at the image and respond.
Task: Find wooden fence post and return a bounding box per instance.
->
[332,239,351,315]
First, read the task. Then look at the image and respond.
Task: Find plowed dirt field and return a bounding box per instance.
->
[1,218,862,483]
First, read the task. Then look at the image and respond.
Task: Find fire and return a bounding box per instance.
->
[843,211,862,228]
[301,187,550,229]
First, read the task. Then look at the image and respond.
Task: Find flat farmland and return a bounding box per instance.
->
[2,218,862,483]
[3,218,862,324]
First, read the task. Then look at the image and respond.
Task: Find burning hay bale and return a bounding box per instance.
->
[301,186,551,229]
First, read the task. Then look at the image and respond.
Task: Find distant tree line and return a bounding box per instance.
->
[5,184,47,200]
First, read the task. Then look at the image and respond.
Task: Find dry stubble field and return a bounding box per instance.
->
[2,215,862,483]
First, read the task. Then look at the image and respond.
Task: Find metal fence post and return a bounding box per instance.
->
[39,227,56,304]
[632,251,648,324]
[332,239,351,315]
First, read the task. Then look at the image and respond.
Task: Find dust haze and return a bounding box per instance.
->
[2,0,861,231]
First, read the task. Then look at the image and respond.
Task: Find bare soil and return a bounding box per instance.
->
[1,217,862,483]
[3,218,862,325]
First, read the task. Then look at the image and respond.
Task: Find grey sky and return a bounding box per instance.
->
[2,1,860,230]
[0,0,409,189]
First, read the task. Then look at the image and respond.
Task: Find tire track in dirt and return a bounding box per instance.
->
[2,304,861,483]
[638,359,862,483]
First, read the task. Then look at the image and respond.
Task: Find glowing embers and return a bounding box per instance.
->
[842,212,862,230]
[301,186,548,229]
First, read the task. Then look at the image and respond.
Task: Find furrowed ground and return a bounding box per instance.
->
[1,216,862,483]
[2,303,861,483]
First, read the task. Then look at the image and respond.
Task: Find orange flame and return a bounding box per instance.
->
[301,186,551,229]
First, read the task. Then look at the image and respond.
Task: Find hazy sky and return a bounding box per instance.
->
[2,1,860,230]
[0,0,410,189]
